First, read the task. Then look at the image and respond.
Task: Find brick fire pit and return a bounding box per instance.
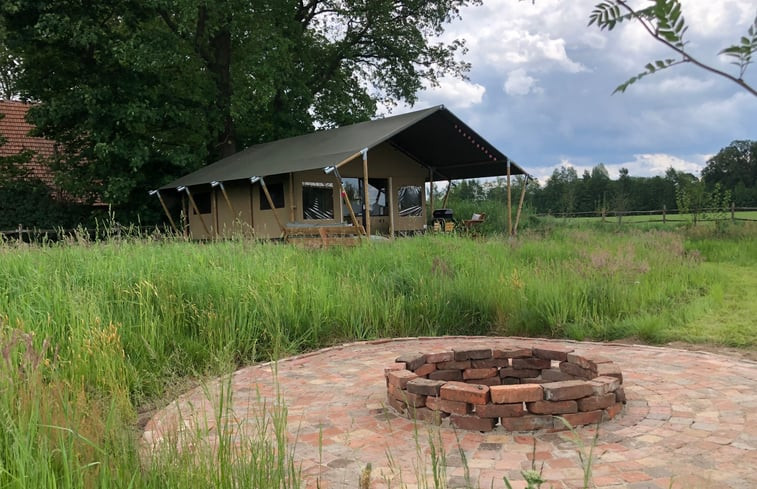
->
[385,344,625,432]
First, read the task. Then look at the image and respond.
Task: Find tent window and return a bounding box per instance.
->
[260,182,285,210]
[398,186,423,217]
[341,177,389,217]
[192,191,212,214]
[302,181,334,220]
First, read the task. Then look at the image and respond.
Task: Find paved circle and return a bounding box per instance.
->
[143,337,757,489]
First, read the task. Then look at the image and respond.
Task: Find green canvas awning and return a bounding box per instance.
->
[161,105,527,190]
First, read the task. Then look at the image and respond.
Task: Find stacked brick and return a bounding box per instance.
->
[385,345,625,432]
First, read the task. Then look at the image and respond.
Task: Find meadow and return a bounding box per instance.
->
[0,221,755,488]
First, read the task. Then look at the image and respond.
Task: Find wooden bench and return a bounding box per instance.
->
[285,225,364,248]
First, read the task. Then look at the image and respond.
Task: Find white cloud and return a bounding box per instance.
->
[504,69,542,96]
[418,78,486,109]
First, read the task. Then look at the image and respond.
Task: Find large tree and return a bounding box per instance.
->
[701,140,757,206]
[1,0,477,217]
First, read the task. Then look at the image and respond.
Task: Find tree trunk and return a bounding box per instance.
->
[209,23,236,160]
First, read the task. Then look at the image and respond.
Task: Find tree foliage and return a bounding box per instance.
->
[589,0,757,96]
[1,0,479,218]
[701,140,757,206]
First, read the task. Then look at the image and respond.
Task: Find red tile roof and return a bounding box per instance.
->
[0,100,57,186]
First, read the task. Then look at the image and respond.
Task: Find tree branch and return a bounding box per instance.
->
[616,0,756,96]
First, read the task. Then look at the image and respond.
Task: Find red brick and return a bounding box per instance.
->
[440,381,490,405]
[463,367,498,380]
[413,363,437,377]
[567,353,611,371]
[471,358,510,369]
[605,402,624,419]
[493,347,532,359]
[560,410,605,427]
[406,378,447,397]
[403,391,427,408]
[541,368,577,382]
[532,345,574,362]
[466,377,501,386]
[490,384,543,404]
[527,400,578,415]
[542,380,594,401]
[424,351,454,363]
[500,367,540,378]
[500,415,554,431]
[387,370,418,389]
[384,363,406,377]
[512,357,551,370]
[427,396,470,415]
[386,382,404,400]
[437,360,471,370]
[588,376,621,395]
[411,407,444,425]
[577,393,616,412]
[428,369,463,381]
[396,353,426,371]
[596,363,623,382]
[559,361,595,379]
[450,414,496,432]
[521,377,549,384]
[475,403,525,418]
[387,396,406,414]
[501,377,521,385]
[453,348,492,361]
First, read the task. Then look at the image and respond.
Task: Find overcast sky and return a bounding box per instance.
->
[387,0,757,184]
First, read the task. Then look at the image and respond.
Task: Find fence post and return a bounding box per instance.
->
[731,202,735,222]
[662,205,666,223]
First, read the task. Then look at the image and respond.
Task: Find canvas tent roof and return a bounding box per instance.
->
[161,105,527,190]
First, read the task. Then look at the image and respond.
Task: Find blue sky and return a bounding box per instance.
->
[387,0,757,184]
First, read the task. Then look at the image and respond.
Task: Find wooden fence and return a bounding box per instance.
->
[537,204,757,224]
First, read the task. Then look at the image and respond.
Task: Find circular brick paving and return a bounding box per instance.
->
[143,337,757,489]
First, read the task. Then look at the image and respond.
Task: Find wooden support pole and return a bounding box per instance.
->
[429,168,435,217]
[259,178,286,237]
[152,190,179,234]
[506,161,512,236]
[513,176,529,236]
[362,149,371,235]
[288,173,295,223]
[216,182,235,215]
[182,187,212,237]
[388,177,395,239]
[332,167,366,236]
[442,180,452,209]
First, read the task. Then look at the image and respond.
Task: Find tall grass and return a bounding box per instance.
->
[0,223,754,487]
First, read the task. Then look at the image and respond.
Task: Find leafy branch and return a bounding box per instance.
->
[589,0,757,96]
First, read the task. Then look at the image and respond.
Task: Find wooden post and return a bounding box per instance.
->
[429,168,435,217]
[216,182,235,215]
[731,202,735,222]
[662,205,666,223]
[151,190,179,233]
[388,177,395,239]
[513,176,528,236]
[332,167,366,236]
[506,160,512,236]
[442,180,452,209]
[259,178,286,237]
[362,149,371,235]
[288,173,296,223]
[182,187,212,237]
[211,186,219,236]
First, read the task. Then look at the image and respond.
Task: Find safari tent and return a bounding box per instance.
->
[155,106,528,240]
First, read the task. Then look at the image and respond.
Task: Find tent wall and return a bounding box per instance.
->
[216,180,253,237]
[339,142,427,235]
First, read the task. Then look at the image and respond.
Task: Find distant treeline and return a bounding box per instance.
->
[444,140,757,216]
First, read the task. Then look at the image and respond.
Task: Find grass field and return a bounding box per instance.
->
[1,222,755,487]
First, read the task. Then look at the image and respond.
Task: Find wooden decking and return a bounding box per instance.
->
[284,224,364,248]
